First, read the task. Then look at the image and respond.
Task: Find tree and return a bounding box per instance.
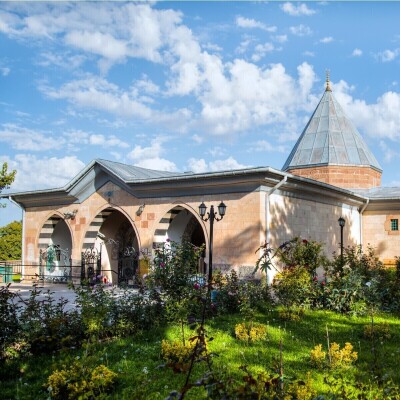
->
[0,221,22,261]
[0,162,17,208]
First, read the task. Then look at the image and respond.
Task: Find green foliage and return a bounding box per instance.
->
[213,270,268,316]
[323,245,387,315]
[272,266,313,309]
[0,284,21,363]
[0,162,16,209]
[46,362,117,399]
[363,322,391,341]
[277,237,328,275]
[0,220,22,261]
[148,239,205,302]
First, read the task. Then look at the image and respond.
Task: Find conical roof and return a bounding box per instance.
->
[282,80,382,173]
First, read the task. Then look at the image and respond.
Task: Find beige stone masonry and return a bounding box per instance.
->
[288,165,381,189]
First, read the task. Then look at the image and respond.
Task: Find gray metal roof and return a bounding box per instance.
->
[282,87,382,172]
[354,186,400,200]
[97,159,182,181]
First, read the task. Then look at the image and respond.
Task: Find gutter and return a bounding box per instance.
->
[8,196,26,275]
[359,198,369,248]
[264,175,288,283]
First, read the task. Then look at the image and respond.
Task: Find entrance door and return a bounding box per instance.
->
[118,247,138,286]
[81,248,101,284]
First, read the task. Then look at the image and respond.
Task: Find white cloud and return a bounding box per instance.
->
[0,123,65,151]
[281,3,316,16]
[187,157,249,173]
[37,51,86,69]
[352,48,362,57]
[203,42,222,52]
[333,80,400,141]
[89,134,129,148]
[1,67,10,76]
[126,137,177,172]
[235,38,254,55]
[251,42,275,62]
[192,134,203,144]
[247,140,286,153]
[198,61,318,135]
[376,48,400,62]
[320,36,333,44]
[379,140,399,163]
[235,16,276,32]
[273,35,288,43]
[0,154,85,192]
[303,51,314,57]
[0,3,184,68]
[290,25,312,36]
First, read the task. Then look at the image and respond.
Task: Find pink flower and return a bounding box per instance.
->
[160,262,165,268]
[193,283,200,290]
[321,281,326,286]
[303,239,308,244]
[166,238,171,242]
[313,276,318,281]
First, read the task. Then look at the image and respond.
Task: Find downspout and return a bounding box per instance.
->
[359,198,369,248]
[264,175,287,283]
[8,196,25,276]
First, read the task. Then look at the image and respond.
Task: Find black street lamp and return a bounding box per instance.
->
[199,201,227,288]
[338,217,345,267]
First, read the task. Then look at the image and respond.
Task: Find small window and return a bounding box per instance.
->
[391,219,398,231]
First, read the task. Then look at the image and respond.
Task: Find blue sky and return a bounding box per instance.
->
[2,1,400,226]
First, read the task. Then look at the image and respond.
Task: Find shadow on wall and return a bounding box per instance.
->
[269,196,356,260]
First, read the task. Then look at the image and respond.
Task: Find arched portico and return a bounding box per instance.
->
[37,214,72,282]
[82,207,139,285]
[153,205,207,273]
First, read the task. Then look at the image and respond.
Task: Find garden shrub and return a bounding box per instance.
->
[310,344,326,369]
[161,339,205,373]
[0,284,21,363]
[272,266,313,309]
[363,322,391,341]
[277,237,328,276]
[310,342,357,369]
[278,307,304,321]
[148,239,205,303]
[323,245,388,315]
[234,322,267,342]
[46,362,117,399]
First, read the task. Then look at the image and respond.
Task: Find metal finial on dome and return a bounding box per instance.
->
[325,69,331,91]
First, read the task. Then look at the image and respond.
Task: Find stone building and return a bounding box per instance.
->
[3,76,400,283]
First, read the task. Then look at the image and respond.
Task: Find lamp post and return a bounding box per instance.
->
[338,217,345,267]
[198,201,227,288]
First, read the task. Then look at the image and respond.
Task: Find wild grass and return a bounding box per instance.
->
[2,308,399,399]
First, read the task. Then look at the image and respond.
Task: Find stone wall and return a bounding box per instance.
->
[362,211,400,264]
[23,182,264,273]
[288,165,381,189]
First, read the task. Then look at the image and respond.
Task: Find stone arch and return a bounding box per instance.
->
[152,204,206,249]
[82,206,140,284]
[38,213,73,255]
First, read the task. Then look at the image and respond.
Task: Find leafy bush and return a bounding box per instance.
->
[277,237,328,276]
[46,362,117,399]
[272,266,313,309]
[311,342,357,370]
[147,240,204,303]
[234,322,267,342]
[363,322,391,341]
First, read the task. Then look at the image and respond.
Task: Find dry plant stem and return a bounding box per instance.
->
[326,324,332,366]
[280,336,284,391]
[179,295,209,400]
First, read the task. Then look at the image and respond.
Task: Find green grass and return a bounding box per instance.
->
[2,309,400,399]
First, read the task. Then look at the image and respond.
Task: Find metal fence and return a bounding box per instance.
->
[0,262,148,286]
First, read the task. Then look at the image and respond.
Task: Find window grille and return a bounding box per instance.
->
[391,219,398,231]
